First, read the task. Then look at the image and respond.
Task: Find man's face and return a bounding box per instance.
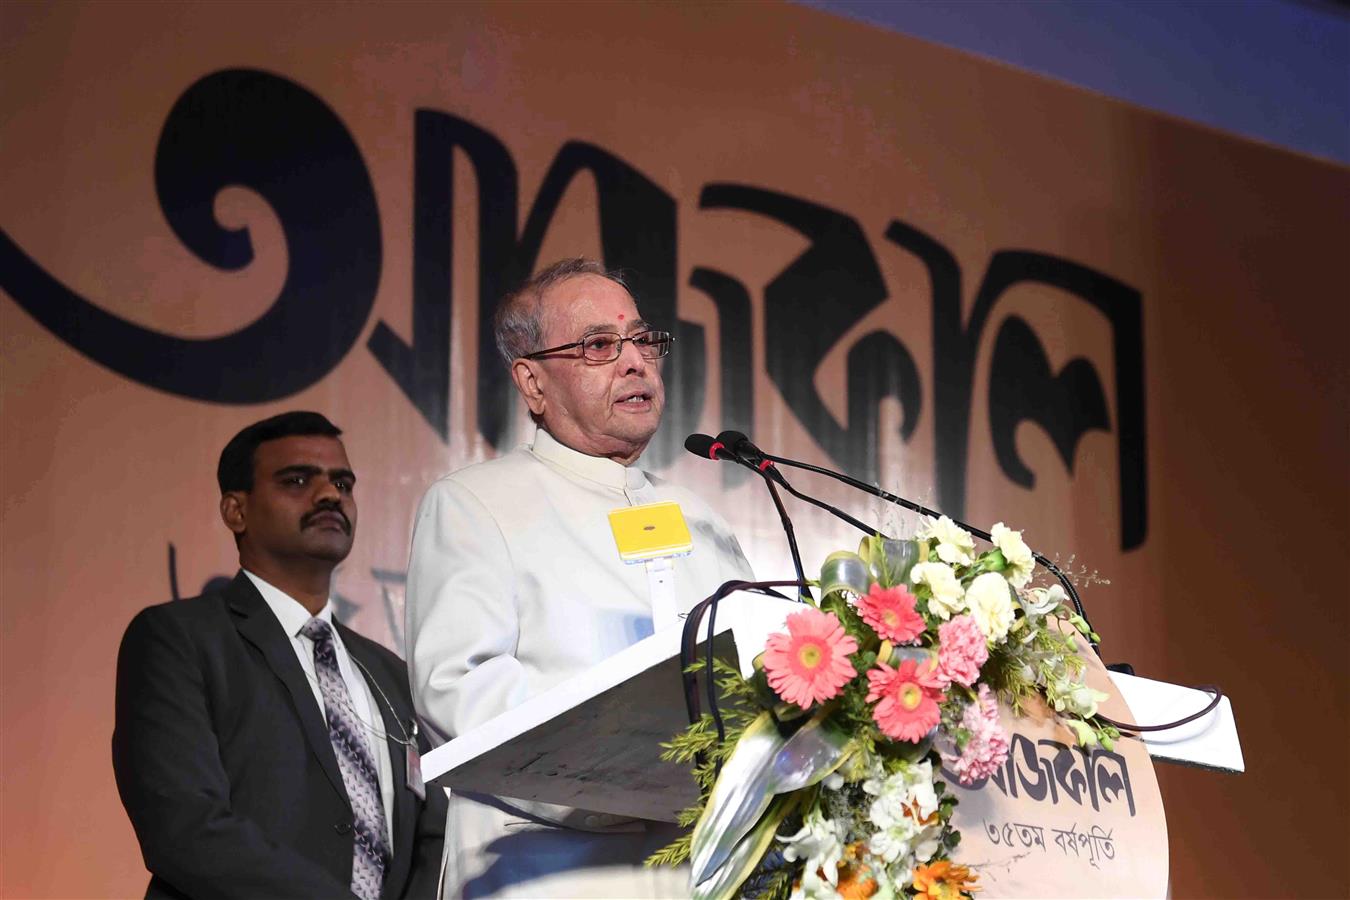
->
[514,274,666,464]
[226,434,357,567]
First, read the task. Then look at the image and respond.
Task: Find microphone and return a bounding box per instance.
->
[683,433,736,463]
[689,433,881,538]
[715,430,774,473]
[686,432,810,602]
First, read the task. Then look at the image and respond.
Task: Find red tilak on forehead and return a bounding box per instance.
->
[617,314,625,320]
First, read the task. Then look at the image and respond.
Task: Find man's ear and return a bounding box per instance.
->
[510,359,547,417]
[220,492,247,537]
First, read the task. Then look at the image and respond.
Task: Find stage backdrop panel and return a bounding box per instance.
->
[2,2,1346,897]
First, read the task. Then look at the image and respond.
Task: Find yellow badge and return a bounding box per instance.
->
[608,501,694,563]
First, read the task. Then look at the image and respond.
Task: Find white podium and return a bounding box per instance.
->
[420,592,794,822]
[420,591,1240,898]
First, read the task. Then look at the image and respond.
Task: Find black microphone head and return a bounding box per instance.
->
[716,430,761,461]
[715,429,751,450]
[684,433,721,460]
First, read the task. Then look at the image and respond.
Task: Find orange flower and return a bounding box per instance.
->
[912,860,980,900]
[834,846,879,900]
[835,865,878,900]
[902,800,940,827]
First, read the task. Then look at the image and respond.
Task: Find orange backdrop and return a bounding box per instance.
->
[2,2,1347,897]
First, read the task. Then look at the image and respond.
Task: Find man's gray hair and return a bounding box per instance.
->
[493,258,630,368]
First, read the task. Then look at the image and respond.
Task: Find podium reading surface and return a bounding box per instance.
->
[421,593,792,823]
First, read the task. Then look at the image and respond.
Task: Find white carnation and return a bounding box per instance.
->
[990,522,1035,587]
[922,515,977,566]
[910,561,966,620]
[993,523,1031,588]
[967,571,1016,643]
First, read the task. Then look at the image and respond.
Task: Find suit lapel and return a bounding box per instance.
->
[227,573,350,806]
[342,625,416,877]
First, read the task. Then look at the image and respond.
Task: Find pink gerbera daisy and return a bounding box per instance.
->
[935,614,989,688]
[857,583,926,644]
[762,607,859,709]
[866,658,944,742]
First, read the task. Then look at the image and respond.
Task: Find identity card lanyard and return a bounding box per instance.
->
[608,501,695,633]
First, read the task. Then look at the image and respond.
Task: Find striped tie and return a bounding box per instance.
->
[302,618,390,900]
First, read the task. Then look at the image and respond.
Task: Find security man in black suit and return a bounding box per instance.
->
[113,412,445,899]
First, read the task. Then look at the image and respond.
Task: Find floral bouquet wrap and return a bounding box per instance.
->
[648,517,1117,900]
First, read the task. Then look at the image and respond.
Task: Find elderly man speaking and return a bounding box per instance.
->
[406,258,753,897]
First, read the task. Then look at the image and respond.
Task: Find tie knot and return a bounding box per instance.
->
[301,617,333,645]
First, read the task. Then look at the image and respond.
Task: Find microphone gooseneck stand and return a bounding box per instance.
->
[710,431,881,538]
[761,475,810,604]
[685,434,811,603]
[681,435,1227,754]
[748,442,1097,648]
[691,430,1095,645]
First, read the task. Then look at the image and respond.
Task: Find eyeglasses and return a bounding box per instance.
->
[523,330,674,363]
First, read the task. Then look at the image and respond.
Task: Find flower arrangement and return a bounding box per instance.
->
[649,517,1117,900]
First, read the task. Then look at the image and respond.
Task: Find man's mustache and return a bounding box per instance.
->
[301,504,352,534]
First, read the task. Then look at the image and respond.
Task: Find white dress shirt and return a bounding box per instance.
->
[406,427,754,898]
[244,570,395,846]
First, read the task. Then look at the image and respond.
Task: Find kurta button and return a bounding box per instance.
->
[334,822,352,835]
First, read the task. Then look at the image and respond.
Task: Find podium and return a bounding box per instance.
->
[421,592,1240,898]
[421,592,792,823]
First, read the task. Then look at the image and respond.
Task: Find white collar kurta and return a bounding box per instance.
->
[405,427,753,897]
[530,426,651,493]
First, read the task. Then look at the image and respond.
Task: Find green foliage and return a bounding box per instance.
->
[676,805,703,828]
[712,656,762,707]
[742,862,796,900]
[644,831,692,868]
[660,714,721,766]
[1088,717,1122,751]
[1066,612,1099,642]
[981,642,1033,713]
[821,590,871,649]
[938,793,958,820]
[1062,718,1097,747]
[649,658,772,868]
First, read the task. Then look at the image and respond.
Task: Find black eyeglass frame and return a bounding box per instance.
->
[521,329,674,362]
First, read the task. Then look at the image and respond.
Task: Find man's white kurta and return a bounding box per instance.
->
[406,427,753,898]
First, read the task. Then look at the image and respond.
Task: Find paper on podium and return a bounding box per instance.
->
[1107,671,1244,773]
[420,592,797,823]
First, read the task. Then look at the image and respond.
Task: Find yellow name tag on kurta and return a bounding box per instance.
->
[609,501,694,563]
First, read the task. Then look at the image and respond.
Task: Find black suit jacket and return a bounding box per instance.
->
[113,572,445,899]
